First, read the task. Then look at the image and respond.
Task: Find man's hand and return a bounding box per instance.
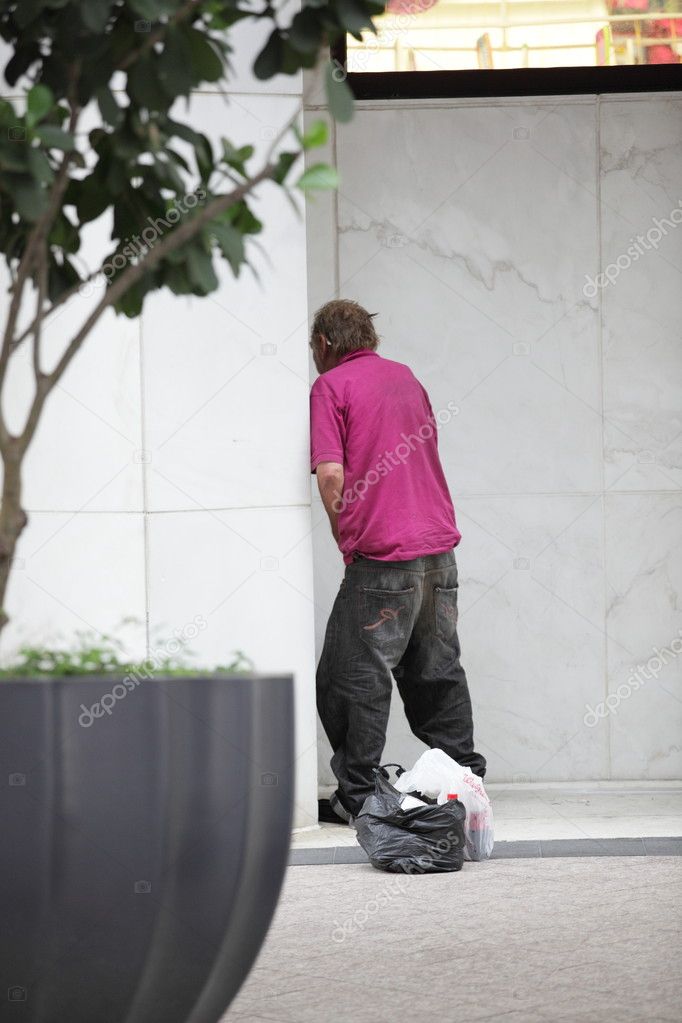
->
[316,461,344,544]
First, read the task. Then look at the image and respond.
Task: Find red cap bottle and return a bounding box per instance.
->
[447,793,459,800]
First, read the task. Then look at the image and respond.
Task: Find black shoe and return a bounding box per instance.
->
[318,798,351,825]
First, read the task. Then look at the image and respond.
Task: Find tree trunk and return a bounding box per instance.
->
[0,444,28,637]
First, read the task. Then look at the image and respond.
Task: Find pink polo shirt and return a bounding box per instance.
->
[310,349,461,565]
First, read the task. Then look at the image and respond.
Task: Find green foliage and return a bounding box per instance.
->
[0,0,386,315]
[297,163,340,191]
[300,119,329,150]
[0,627,253,678]
[325,60,354,123]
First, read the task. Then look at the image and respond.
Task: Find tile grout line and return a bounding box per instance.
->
[332,112,340,298]
[596,94,612,781]
[20,488,682,516]
[304,91,682,115]
[138,314,152,659]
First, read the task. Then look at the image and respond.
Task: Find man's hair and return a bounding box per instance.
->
[311,299,379,357]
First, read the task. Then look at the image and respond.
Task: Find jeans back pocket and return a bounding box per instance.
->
[359,586,415,664]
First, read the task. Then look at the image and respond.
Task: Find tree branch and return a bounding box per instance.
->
[17,159,278,453]
[32,242,48,380]
[10,268,99,354]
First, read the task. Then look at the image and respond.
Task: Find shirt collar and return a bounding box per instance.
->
[337,349,379,367]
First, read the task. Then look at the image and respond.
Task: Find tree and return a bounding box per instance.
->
[0,0,384,636]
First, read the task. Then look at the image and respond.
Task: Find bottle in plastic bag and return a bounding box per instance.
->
[394,749,494,861]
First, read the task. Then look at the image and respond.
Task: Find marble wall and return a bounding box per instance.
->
[1,22,320,828]
[306,91,682,784]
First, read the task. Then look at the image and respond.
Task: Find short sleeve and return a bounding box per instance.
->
[310,379,345,473]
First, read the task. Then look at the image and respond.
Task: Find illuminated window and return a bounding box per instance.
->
[346,0,682,73]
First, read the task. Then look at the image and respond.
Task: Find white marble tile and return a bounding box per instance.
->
[0,217,144,513]
[444,495,607,782]
[146,505,318,828]
[291,825,360,849]
[604,493,682,780]
[569,816,682,839]
[141,93,310,513]
[1,512,147,660]
[489,785,682,821]
[600,98,682,491]
[335,103,602,496]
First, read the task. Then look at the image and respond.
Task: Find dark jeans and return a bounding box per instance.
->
[316,548,486,819]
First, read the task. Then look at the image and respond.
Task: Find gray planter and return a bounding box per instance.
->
[0,674,294,1023]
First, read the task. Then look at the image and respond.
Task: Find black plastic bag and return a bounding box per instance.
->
[354,767,466,873]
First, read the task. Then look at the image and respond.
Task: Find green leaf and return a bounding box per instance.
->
[0,100,16,128]
[47,254,81,303]
[335,0,373,35]
[80,0,112,32]
[48,211,80,253]
[34,125,76,150]
[95,85,122,127]
[186,245,219,294]
[26,84,54,129]
[253,30,284,81]
[289,8,323,55]
[230,201,262,235]
[14,0,43,29]
[221,140,254,175]
[325,61,354,123]
[302,119,328,150]
[128,0,177,17]
[273,150,299,185]
[27,145,55,184]
[210,221,244,276]
[114,276,151,318]
[158,26,194,96]
[0,172,49,221]
[75,175,110,223]
[165,118,213,180]
[0,144,28,173]
[165,147,191,173]
[152,155,185,192]
[297,163,340,191]
[128,56,171,110]
[182,26,224,83]
[162,261,194,294]
[4,42,41,86]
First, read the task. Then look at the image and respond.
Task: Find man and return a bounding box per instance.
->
[310,299,486,825]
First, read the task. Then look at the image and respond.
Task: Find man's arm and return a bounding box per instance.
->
[316,461,344,544]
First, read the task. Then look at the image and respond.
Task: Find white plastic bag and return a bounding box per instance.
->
[394,749,494,861]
